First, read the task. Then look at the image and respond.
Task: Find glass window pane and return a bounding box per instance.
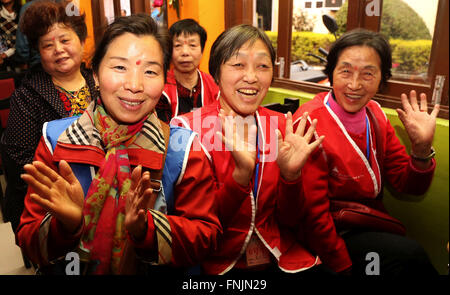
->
[254,0,278,32]
[334,1,347,38]
[381,0,438,84]
[289,0,344,84]
[103,0,115,24]
[254,0,278,59]
[120,0,131,16]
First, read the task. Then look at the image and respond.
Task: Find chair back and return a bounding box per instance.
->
[0,78,15,129]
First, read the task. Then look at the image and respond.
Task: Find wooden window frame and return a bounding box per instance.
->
[90,0,107,46]
[225,0,253,28]
[226,0,449,118]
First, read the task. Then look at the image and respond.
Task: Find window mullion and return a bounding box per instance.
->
[276,0,293,79]
[347,0,382,32]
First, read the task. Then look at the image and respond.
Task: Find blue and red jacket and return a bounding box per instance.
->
[16,104,221,271]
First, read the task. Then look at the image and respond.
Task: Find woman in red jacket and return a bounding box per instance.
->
[172,24,347,275]
[155,18,219,123]
[16,14,220,275]
[293,29,439,276]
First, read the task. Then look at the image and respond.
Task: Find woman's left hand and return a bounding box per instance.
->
[124,165,153,241]
[277,112,324,182]
[396,90,440,157]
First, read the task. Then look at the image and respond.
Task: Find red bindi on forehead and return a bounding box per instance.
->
[175,38,191,45]
[136,60,141,65]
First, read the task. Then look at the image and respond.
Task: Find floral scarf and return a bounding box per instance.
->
[78,101,147,274]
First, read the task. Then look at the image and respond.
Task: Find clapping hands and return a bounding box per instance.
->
[216,109,324,185]
[21,160,84,234]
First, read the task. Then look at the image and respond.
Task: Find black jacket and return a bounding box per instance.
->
[0,64,96,230]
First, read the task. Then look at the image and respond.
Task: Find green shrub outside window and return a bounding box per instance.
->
[266,31,432,77]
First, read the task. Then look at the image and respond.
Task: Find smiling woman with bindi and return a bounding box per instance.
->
[15,14,221,275]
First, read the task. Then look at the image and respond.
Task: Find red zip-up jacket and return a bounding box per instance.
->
[292,92,436,272]
[16,108,221,270]
[172,100,322,274]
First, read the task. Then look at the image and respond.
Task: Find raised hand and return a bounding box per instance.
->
[277,112,324,182]
[124,165,153,241]
[21,160,84,234]
[216,108,257,186]
[396,90,440,158]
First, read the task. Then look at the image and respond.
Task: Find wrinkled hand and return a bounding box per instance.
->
[124,166,153,241]
[277,112,324,181]
[396,90,440,157]
[216,108,257,186]
[21,160,84,234]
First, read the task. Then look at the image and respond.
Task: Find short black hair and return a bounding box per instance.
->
[209,24,275,84]
[169,19,207,52]
[91,14,171,81]
[325,28,392,89]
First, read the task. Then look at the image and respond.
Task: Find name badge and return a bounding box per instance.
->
[246,234,271,267]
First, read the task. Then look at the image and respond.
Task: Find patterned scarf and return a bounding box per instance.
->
[78,101,147,274]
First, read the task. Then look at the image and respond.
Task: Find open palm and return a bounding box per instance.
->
[217,108,257,186]
[21,160,84,233]
[396,90,440,156]
[277,112,324,181]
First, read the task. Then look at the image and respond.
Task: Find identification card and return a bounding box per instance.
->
[246,234,271,267]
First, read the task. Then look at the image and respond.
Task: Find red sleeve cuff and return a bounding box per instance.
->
[409,157,436,173]
[324,248,353,273]
[217,173,251,225]
[51,217,84,243]
[128,211,156,251]
[225,171,252,194]
[280,173,302,185]
[48,217,84,258]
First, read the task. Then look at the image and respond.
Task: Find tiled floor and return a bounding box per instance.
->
[0,174,36,275]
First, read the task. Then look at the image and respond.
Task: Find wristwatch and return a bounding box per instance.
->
[411,147,436,161]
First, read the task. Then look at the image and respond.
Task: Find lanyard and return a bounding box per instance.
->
[365,116,370,160]
[253,127,260,199]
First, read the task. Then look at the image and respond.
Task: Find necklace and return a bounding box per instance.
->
[56,84,91,116]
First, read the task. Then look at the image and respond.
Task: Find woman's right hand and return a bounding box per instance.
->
[21,160,84,234]
[217,109,257,186]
